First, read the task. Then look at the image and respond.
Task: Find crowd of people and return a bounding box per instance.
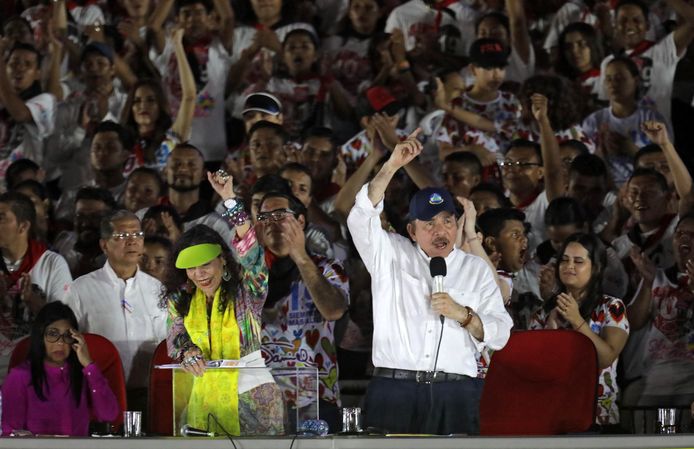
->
[1,0,694,437]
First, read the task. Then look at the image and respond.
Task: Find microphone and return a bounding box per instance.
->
[180,424,215,437]
[430,257,447,324]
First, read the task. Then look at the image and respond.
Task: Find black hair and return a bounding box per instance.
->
[258,191,308,227]
[336,0,385,39]
[2,16,32,35]
[0,191,36,236]
[247,120,289,143]
[14,179,48,201]
[303,126,337,147]
[634,144,664,167]
[477,207,526,239]
[283,28,319,48]
[628,167,669,192]
[75,186,118,210]
[677,212,694,230]
[7,42,42,67]
[93,120,135,152]
[549,232,607,319]
[5,158,40,191]
[145,235,174,251]
[545,197,587,227]
[170,143,205,162]
[279,162,312,179]
[559,139,591,156]
[606,56,643,100]
[519,75,585,131]
[162,224,241,316]
[569,154,608,180]
[615,0,650,21]
[475,11,510,36]
[555,22,604,79]
[125,167,165,197]
[175,0,213,14]
[469,182,511,208]
[250,174,292,197]
[507,139,543,164]
[29,302,83,405]
[443,152,483,176]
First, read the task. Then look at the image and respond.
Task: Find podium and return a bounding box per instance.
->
[165,365,320,436]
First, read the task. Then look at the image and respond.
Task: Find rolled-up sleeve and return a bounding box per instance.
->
[346,184,393,273]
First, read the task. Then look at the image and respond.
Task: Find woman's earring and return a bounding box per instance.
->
[222,266,231,282]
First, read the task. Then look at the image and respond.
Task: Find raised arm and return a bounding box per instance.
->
[506,0,531,63]
[333,140,383,223]
[665,0,694,55]
[148,0,175,54]
[211,0,234,52]
[641,121,693,214]
[171,27,196,140]
[532,93,563,201]
[368,128,423,206]
[277,215,348,321]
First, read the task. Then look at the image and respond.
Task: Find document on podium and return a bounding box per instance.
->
[155,359,247,369]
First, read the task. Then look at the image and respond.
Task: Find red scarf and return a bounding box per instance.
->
[5,240,47,287]
[627,40,656,58]
[515,188,543,210]
[432,0,458,32]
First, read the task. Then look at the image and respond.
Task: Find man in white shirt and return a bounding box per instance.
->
[0,191,72,381]
[63,210,167,404]
[347,130,512,435]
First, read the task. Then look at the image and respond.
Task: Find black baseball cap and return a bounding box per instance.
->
[81,42,114,63]
[242,92,282,116]
[469,38,510,68]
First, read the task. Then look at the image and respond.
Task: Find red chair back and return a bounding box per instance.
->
[479,330,598,435]
[8,333,128,429]
[148,339,174,435]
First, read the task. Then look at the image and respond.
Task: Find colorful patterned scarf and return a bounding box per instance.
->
[183,287,241,434]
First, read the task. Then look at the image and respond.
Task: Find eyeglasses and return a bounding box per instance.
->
[44,329,76,344]
[257,208,296,223]
[111,231,145,241]
[498,160,542,170]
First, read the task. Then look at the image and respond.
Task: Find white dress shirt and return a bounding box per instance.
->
[63,262,167,389]
[347,185,513,377]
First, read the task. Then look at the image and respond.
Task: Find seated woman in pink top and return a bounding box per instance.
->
[2,302,119,436]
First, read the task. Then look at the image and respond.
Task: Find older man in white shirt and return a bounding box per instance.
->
[63,210,167,408]
[347,129,512,435]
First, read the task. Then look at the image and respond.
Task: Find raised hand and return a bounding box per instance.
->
[70,329,93,367]
[629,246,657,284]
[641,120,670,147]
[386,128,422,170]
[282,215,309,264]
[531,93,549,123]
[207,170,235,201]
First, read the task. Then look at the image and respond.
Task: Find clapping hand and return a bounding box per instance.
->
[555,292,583,329]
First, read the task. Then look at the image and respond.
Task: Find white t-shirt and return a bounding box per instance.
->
[582,104,672,149]
[386,0,479,54]
[612,215,678,269]
[597,33,684,125]
[0,93,56,189]
[520,190,549,252]
[152,36,231,161]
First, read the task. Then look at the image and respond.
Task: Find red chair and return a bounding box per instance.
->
[148,339,174,436]
[9,333,128,430]
[479,330,599,435]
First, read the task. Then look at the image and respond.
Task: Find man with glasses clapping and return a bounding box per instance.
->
[255,191,349,433]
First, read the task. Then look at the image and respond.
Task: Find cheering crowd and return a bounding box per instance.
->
[1,0,694,436]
